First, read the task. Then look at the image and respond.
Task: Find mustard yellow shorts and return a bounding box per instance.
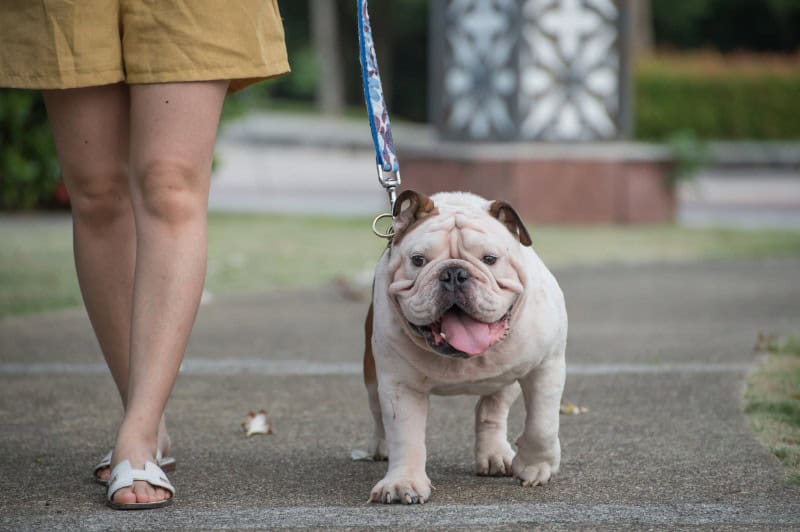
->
[0,0,290,93]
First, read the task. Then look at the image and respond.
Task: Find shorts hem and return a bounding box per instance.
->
[0,60,290,92]
[126,60,291,93]
[0,68,124,90]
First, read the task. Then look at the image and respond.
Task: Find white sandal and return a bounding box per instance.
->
[107,459,175,510]
[93,449,176,486]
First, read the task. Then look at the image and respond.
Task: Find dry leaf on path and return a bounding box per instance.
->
[560,402,589,415]
[350,449,373,461]
[242,409,273,436]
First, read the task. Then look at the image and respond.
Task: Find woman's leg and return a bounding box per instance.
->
[43,84,134,398]
[109,80,229,505]
[43,85,171,484]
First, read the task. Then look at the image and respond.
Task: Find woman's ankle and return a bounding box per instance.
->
[157,418,172,456]
[113,421,159,464]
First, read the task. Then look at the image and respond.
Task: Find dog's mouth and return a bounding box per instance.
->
[409,305,512,359]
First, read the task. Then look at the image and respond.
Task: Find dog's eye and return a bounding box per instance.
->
[482,255,498,265]
[411,255,426,267]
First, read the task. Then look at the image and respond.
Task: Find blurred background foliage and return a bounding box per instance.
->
[0,90,60,209]
[636,53,800,140]
[1,0,799,209]
[652,0,800,52]
[256,0,800,133]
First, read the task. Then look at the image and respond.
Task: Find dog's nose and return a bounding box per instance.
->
[439,266,470,291]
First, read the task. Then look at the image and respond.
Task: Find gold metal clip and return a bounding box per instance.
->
[371,213,395,239]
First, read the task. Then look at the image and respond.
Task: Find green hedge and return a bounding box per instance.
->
[0,89,60,209]
[635,61,800,141]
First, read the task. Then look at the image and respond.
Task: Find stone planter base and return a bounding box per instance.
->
[399,143,676,224]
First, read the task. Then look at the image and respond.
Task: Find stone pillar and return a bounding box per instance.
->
[430,0,632,142]
[409,1,673,224]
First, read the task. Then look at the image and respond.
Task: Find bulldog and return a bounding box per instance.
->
[363,190,567,504]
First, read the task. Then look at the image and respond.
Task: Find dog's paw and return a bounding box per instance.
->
[369,437,388,461]
[512,435,560,487]
[369,471,432,504]
[476,440,515,476]
[511,456,555,487]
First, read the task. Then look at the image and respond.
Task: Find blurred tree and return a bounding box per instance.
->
[264,1,317,102]
[266,0,797,122]
[631,0,654,57]
[0,90,60,209]
[652,0,800,52]
[702,0,800,52]
[372,0,395,105]
[310,0,345,114]
[651,0,709,49]
[378,0,428,122]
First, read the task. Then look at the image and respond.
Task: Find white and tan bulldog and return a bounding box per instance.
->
[362,190,567,504]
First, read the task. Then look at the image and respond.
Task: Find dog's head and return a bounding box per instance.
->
[386,190,531,359]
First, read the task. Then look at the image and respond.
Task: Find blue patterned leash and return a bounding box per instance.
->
[358,0,401,237]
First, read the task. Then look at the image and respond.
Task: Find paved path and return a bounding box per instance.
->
[2,259,800,529]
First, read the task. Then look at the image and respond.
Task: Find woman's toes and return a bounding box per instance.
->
[112,481,171,504]
[96,466,111,482]
[135,481,158,503]
[147,486,164,503]
[134,481,171,503]
[112,487,137,505]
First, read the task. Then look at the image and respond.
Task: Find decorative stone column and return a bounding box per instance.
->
[404,0,674,224]
[429,0,632,142]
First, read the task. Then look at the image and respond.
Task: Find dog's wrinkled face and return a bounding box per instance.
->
[387,191,531,359]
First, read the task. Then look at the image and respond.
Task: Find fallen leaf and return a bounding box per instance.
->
[242,409,273,436]
[560,402,589,415]
[350,449,373,461]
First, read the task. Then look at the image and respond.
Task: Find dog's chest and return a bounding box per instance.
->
[427,366,527,396]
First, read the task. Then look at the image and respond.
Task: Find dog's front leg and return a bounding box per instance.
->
[369,380,432,504]
[513,353,566,487]
[475,382,520,476]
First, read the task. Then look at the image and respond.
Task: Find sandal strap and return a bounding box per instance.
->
[92,449,113,476]
[94,449,175,483]
[107,460,175,502]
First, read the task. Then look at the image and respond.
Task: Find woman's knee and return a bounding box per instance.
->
[132,159,209,225]
[66,168,132,226]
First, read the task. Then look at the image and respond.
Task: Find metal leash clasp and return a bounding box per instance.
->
[372,165,401,239]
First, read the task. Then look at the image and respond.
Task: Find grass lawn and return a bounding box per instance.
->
[3,212,800,318]
[746,335,800,484]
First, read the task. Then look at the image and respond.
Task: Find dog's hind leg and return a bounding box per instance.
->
[475,382,521,476]
[363,303,388,460]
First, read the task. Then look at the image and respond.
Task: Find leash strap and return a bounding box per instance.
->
[358,0,401,214]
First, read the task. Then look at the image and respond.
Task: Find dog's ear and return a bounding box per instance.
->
[489,200,532,246]
[392,190,437,240]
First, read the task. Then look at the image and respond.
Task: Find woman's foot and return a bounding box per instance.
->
[107,459,175,510]
[107,422,173,505]
[95,415,172,484]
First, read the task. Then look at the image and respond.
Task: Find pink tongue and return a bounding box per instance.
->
[440,310,491,356]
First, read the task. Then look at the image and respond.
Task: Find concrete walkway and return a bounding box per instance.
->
[1,258,800,529]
